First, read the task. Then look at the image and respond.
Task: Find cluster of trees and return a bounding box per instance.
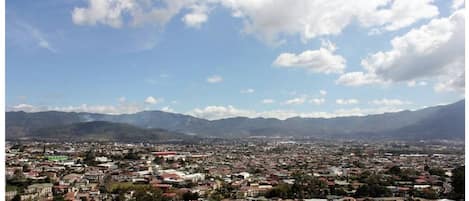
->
[102,182,200,201]
[265,173,329,199]
[386,166,420,181]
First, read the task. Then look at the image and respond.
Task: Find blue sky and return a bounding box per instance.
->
[6,0,465,119]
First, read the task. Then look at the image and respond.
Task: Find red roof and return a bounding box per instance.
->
[161,173,181,180]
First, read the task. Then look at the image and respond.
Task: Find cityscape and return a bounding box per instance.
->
[4,99,466,200]
[5,139,465,201]
[4,0,466,200]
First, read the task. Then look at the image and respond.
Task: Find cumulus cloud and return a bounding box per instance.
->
[71,0,438,44]
[336,99,359,105]
[273,40,345,74]
[370,98,412,106]
[188,105,252,120]
[240,88,255,94]
[72,0,134,28]
[7,103,145,114]
[10,104,37,112]
[319,90,327,96]
[261,99,275,104]
[72,0,209,28]
[187,104,409,120]
[161,106,174,112]
[7,102,413,120]
[336,72,385,86]
[284,97,306,105]
[182,4,209,28]
[144,96,160,104]
[207,75,223,83]
[221,0,438,43]
[337,9,465,93]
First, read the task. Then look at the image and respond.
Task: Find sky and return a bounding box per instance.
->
[5,0,466,120]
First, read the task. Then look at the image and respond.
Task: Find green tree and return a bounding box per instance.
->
[388,166,401,175]
[153,157,164,164]
[355,184,391,197]
[84,150,98,166]
[428,167,446,177]
[53,195,66,201]
[182,191,199,201]
[451,166,464,199]
[131,187,167,201]
[11,194,21,201]
[265,183,291,198]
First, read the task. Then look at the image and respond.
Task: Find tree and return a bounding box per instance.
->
[265,183,291,198]
[11,195,21,201]
[355,184,391,197]
[84,150,97,166]
[153,157,164,164]
[182,191,199,201]
[428,167,446,177]
[388,166,401,175]
[131,186,167,201]
[53,195,66,201]
[124,152,139,160]
[451,166,464,199]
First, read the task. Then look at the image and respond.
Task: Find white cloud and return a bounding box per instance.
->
[336,99,359,105]
[182,12,208,27]
[370,98,411,106]
[144,96,160,104]
[261,99,275,104]
[337,9,465,93]
[161,106,174,113]
[359,0,439,31]
[7,102,413,120]
[310,98,325,105]
[11,104,37,112]
[221,0,438,43]
[72,0,203,28]
[187,104,409,120]
[336,72,385,86]
[182,4,209,28]
[207,75,223,83]
[188,105,253,120]
[240,88,255,94]
[8,103,145,114]
[452,0,465,10]
[284,97,306,105]
[319,90,327,96]
[71,0,438,44]
[273,40,345,74]
[72,0,134,28]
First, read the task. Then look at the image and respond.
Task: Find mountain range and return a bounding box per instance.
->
[6,100,465,141]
